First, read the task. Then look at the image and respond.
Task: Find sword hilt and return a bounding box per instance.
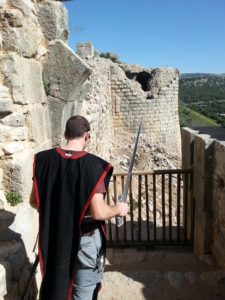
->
[115,194,124,227]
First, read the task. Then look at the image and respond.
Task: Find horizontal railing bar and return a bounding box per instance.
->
[107,241,193,248]
[113,169,193,176]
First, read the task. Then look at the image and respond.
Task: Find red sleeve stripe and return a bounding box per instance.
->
[33,155,44,277]
[79,163,113,225]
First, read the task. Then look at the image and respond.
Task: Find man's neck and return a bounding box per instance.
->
[63,139,85,152]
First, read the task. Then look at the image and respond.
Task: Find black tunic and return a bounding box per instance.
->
[33,147,113,300]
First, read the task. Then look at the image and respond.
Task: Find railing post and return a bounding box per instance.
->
[138,175,142,242]
[153,173,157,242]
[145,175,150,242]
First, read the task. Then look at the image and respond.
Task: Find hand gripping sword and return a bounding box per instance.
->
[116,124,142,227]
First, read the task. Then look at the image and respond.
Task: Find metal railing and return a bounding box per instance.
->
[106,169,194,247]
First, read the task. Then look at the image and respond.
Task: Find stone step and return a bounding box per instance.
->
[105,248,218,273]
[99,269,225,300]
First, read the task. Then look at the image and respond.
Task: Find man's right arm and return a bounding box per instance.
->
[90,193,128,221]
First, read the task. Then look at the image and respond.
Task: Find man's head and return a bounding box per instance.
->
[65,115,90,141]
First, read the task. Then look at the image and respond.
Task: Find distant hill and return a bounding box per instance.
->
[179,73,225,127]
[180,73,225,79]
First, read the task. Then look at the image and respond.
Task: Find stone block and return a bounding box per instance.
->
[4,150,34,201]
[27,104,51,148]
[0,111,25,127]
[9,204,38,257]
[0,124,28,143]
[1,26,41,58]
[48,96,65,147]
[0,8,23,28]
[0,99,14,118]
[75,82,92,115]
[9,0,36,17]
[181,127,198,169]
[0,85,14,117]
[37,1,68,42]
[211,141,225,268]
[2,142,24,155]
[42,40,91,102]
[193,134,214,256]
[0,54,46,104]
[1,5,44,58]
[76,42,95,59]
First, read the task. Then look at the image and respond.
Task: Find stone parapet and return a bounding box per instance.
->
[181,127,225,268]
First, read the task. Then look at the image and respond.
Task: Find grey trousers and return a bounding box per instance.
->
[72,229,104,300]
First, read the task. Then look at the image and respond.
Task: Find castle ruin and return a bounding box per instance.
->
[0,0,224,299]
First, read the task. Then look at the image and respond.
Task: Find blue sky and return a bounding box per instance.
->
[65,0,225,74]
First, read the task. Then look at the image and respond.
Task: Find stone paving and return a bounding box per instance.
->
[99,249,225,300]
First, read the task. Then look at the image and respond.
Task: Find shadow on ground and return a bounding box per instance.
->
[0,209,37,300]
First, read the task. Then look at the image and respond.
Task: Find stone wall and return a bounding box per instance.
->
[79,57,114,159]
[79,50,181,154]
[0,1,91,298]
[111,64,180,153]
[181,127,225,268]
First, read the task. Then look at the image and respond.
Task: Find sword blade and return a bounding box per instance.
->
[116,124,142,227]
[121,123,142,203]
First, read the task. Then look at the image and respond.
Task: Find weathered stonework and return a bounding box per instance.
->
[77,42,95,58]
[37,1,68,42]
[0,1,90,298]
[79,58,114,159]
[181,127,225,268]
[80,54,181,155]
[42,40,92,146]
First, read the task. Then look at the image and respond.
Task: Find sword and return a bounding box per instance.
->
[116,124,142,227]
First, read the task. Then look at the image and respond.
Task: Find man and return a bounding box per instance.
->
[30,115,128,300]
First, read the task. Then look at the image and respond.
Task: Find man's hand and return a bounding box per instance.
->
[115,202,128,217]
[90,193,128,221]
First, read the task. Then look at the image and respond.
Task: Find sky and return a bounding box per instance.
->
[65,0,225,74]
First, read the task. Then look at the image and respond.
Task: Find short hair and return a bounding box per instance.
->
[65,115,90,139]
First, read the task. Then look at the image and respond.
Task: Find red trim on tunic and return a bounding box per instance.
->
[67,272,74,300]
[33,155,44,277]
[56,147,88,160]
[79,163,113,225]
[101,224,107,239]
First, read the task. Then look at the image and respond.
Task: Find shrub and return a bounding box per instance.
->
[5,191,23,206]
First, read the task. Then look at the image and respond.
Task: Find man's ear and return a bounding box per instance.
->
[64,131,67,139]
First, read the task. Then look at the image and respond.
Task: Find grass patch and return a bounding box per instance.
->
[179,101,221,127]
[188,108,221,127]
